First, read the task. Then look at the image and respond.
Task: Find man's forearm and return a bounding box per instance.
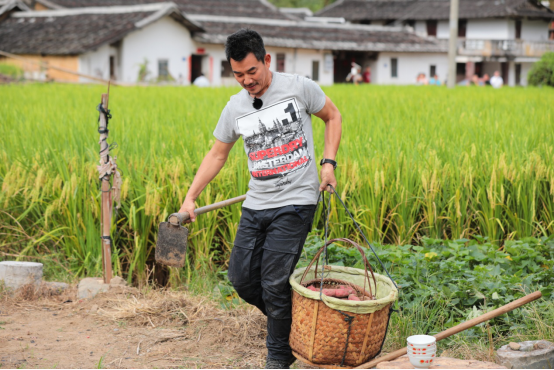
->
[323,116,342,160]
[185,149,228,202]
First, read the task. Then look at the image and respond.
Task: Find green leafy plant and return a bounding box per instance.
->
[0,63,24,80]
[528,52,554,87]
[297,234,554,332]
[137,58,150,83]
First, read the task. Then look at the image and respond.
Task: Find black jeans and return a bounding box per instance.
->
[228,204,317,361]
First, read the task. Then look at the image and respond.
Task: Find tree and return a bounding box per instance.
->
[528,52,554,87]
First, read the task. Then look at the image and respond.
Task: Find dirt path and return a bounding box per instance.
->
[0,285,305,369]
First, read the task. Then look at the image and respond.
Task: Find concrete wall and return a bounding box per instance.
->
[79,44,111,82]
[437,20,449,39]
[4,54,80,81]
[520,62,534,86]
[521,20,550,41]
[120,16,195,84]
[466,19,515,40]
[414,20,426,37]
[197,43,334,86]
[413,18,550,41]
[274,47,333,85]
[374,53,448,84]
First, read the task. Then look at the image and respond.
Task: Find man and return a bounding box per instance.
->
[481,73,491,86]
[490,71,503,88]
[346,61,362,85]
[363,66,371,84]
[429,74,440,86]
[179,29,342,369]
[193,72,210,87]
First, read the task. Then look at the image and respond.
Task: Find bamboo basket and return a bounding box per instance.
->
[289,238,398,368]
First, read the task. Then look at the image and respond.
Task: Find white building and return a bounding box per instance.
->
[317,0,554,86]
[2,0,551,86]
[0,0,446,86]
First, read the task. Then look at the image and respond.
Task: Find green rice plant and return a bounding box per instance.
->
[1,83,553,284]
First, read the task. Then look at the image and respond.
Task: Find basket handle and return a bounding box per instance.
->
[300,238,377,299]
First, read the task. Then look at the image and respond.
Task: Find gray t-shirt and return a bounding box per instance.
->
[213,72,326,210]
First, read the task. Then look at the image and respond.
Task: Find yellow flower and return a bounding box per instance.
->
[425,252,438,260]
[505,255,513,261]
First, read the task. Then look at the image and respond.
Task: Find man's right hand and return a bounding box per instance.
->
[178,198,197,223]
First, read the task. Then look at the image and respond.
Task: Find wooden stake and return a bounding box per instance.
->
[99,92,112,284]
[355,291,542,369]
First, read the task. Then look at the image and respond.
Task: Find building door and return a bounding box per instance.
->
[333,51,374,83]
[515,64,521,85]
[191,55,204,82]
[109,56,116,80]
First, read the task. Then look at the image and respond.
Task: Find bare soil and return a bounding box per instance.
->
[0,284,316,369]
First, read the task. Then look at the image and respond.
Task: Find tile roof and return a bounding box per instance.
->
[40,0,293,19]
[190,15,447,52]
[0,3,203,54]
[317,0,554,21]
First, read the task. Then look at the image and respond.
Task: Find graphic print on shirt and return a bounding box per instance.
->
[236,98,311,182]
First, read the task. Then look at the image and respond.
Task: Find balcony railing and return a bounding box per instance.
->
[457,39,554,58]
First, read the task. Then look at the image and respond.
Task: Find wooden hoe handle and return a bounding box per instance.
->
[355,291,542,369]
[168,194,247,225]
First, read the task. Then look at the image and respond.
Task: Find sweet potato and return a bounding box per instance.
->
[339,285,356,295]
[307,285,318,292]
[334,288,349,298]
[348,294,361,301]
[322,289,336,297]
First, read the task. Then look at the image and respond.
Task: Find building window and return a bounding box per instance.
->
[276,53,285,72]
[312,60,320,81]
[221,60,233,78]
[515,63,521,85]
[430,65,436,78]
[426,20,437,37]
[158,59,169,79]
[391,58,398,78]
[515,20,522,39]
[359,19,371,25]
[458,19,467,38]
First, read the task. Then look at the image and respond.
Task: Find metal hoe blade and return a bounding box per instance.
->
[155,222,189,268]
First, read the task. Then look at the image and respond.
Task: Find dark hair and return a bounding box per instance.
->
[225,29,266,63]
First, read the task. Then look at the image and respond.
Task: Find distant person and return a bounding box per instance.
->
[416,73,428,85]
[362,66,371,83]
[346,62,362,85]
[193,73,210,87]
[490,71,503,88]
[481,73,491,86]
[429,74,441,86]
[471,74,484,86]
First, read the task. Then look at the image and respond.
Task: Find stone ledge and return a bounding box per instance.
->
[376,355,506,369]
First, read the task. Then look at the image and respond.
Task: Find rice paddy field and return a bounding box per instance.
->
[1,83,554,284]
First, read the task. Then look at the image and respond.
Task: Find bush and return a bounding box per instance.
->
[0,63,24,79]
[528,52,554,87]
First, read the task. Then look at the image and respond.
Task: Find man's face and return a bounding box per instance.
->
[230,52,271,96]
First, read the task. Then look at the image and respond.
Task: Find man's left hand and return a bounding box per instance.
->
[319,163,337,193]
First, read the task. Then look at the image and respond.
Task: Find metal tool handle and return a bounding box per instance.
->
[168,194,247,225]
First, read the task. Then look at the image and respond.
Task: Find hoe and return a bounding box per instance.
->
[155,195,246,267]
